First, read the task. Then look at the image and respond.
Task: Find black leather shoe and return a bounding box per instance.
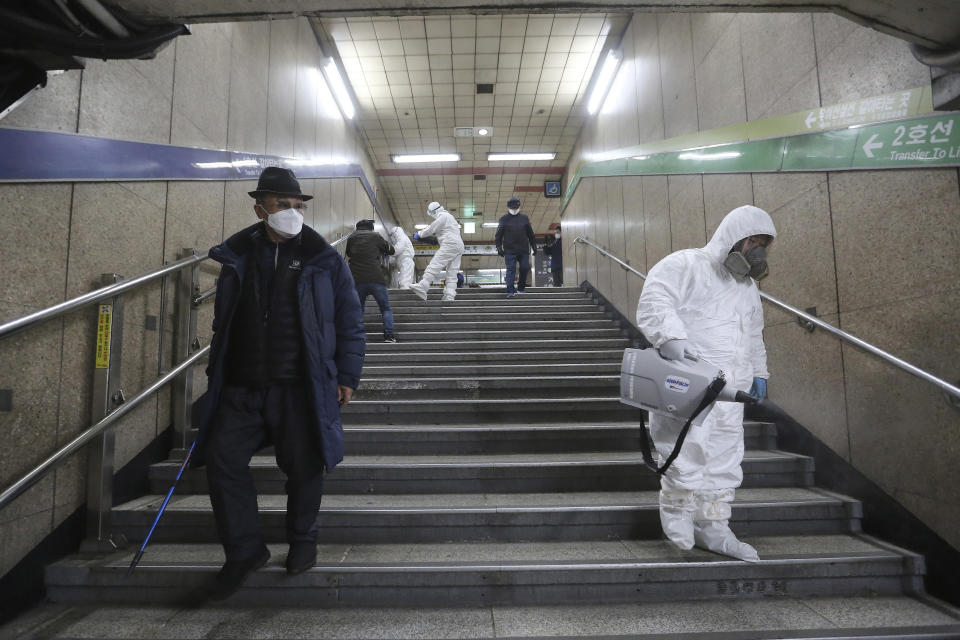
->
[285,542,317,575]
[208,546,270,601]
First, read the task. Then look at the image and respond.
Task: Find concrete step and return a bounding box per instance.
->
[341,396,638,424]
[179,422,780,456]
[363,338,630,352]
[149,449,813,495]
[359,362,624,378]
[112,487,860,544]
[365,302,598,316]
[44,534,926,607]
[390,287,585,298]
[366,327,628,341]
[336,421,779,454]
[369,311,611,323]
[362,319,621,331]
[12,595,960,639]
[352,375,620,400]
[360,350,627,364]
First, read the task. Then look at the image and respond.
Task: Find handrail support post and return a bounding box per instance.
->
[81,274,127,552]
[172,249,200,456]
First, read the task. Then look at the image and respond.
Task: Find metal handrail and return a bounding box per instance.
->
[0,345,210,510]
[0,252,208,341]
[574,235,960,401]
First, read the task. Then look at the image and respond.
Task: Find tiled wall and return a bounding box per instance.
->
[0,19,384,577]
[563,12,960,550]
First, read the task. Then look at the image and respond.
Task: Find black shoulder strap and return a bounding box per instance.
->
[638,375,728,475]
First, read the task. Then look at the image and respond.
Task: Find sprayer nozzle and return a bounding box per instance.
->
[734,390,760,404]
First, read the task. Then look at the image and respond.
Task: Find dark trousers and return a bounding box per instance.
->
[355,282,394,334]
[206,384,324,562]
[551,268,563,286]
[504,252,530,293]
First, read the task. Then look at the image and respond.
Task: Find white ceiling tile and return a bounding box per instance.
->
[407,70,432,85]
[406,55,430,71]
[497,67,520,82]
[566,53,590,70]
[451,16,476,38]
[397,17,426,39]
[336,41,358,58]
[476,17,501,37]
[451,71,472,86]
[497,54,522,70]
[348,21,377,40]
[520,53,545,68]
[432,69,453,84]
[514,95,535,107]
[354,41,381,57]
[411,84,434,97]
[516,82,538,95]
[403,39,428,56]
[500,37,524,54]
[518,67,541,82]
[543,52,568,68]
[522,37,548,53]
[526,17,554,37]
[452,55,475,70]
[325,20,351,41]
[475,94,495,107]
[378,39,405,57]
[383,57,407,72]
[391,86,413,99]
[575,16,605,36]
[537,81,560,94]
[476,37,500,54]
[475,54,499,71]
[452,38,475,55]
[570,35,596,53]
[551,16,580,36]
[476,69,498,84]
[500,17,527,37]
[540,68,564,82]
[427,38,452,55]
[364,70,388,85]
[454,95,475,108]
[429,54,452,70]
[368,84,391,98]
[425,17,451,39]
[372,19,402,40]
[546,35,573,53]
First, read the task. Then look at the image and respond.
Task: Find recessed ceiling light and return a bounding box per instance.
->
[392,153,461,163]
[477,128,490,136]
[487,152,556,161]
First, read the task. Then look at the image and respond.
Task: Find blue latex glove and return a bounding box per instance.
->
[749,377,767,399]
[412,233,420,241]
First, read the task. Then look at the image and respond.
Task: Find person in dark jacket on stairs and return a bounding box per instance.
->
[195,167,366,600]
[346,219,399,343]
[545,225,563,286]
[494,197,537,297]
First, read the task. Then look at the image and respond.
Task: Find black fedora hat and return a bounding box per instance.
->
[248,167,313,201]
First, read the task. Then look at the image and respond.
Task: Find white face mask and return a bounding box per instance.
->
[508,208,519,215]
[264,207,303,239]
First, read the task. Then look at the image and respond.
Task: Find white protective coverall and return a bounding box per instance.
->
[407,202,465,301]
[635,205,777,561]
[390,226,416,288]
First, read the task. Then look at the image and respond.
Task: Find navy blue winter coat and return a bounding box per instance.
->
[193,222,365,471]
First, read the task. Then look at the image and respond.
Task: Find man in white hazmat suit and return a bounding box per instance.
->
[390,225,416,288]
[407,201,465,302]
[635,205,776,562]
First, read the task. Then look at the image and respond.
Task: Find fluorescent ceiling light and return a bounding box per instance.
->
[676,151,742,161]
[322,58,355,120]
[587,49,622,115]
[487,152,556,161]
[477,128,490,136]
[482,222,499,228]
[464,222,476,234]
[392,153,461,163]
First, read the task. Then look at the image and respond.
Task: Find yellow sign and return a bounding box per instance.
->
[95,304,112,369]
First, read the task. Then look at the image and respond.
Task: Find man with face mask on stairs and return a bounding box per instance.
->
[195,167,365,600]
[635,205,776,562]
[495,197,537,297]
[407,201,465,302]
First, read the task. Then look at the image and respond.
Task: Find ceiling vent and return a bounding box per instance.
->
[473,175,486,180]
[454,127,474,137]
[476,84,494,94]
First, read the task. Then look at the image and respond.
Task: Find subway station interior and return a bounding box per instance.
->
[1,0,959,637]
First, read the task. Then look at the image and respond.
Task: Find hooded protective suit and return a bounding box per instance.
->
[390,226,416,288]
[635,205,777,561]
[407,202,465,301]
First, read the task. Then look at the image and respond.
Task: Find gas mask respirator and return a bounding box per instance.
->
[723,241,769,280]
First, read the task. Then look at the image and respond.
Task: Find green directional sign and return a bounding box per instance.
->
[850,113,960,168]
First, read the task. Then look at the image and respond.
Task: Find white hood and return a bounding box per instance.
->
[703,205,777,264]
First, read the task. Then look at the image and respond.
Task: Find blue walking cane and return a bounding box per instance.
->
[127,440,195,576]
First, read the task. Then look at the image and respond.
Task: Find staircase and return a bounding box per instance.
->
[20,287,960,638]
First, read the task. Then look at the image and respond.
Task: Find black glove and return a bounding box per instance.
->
[497,248,504,257]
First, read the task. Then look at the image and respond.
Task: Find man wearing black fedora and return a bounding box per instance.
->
[193,166,366,599]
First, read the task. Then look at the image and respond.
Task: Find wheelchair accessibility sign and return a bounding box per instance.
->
[544,180,561,198]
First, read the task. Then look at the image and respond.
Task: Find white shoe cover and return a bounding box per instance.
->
[406,283,428,301]
[659,490,695,550]
[693,521,759,562]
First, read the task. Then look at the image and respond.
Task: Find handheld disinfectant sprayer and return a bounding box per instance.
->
[620,347,759,475]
